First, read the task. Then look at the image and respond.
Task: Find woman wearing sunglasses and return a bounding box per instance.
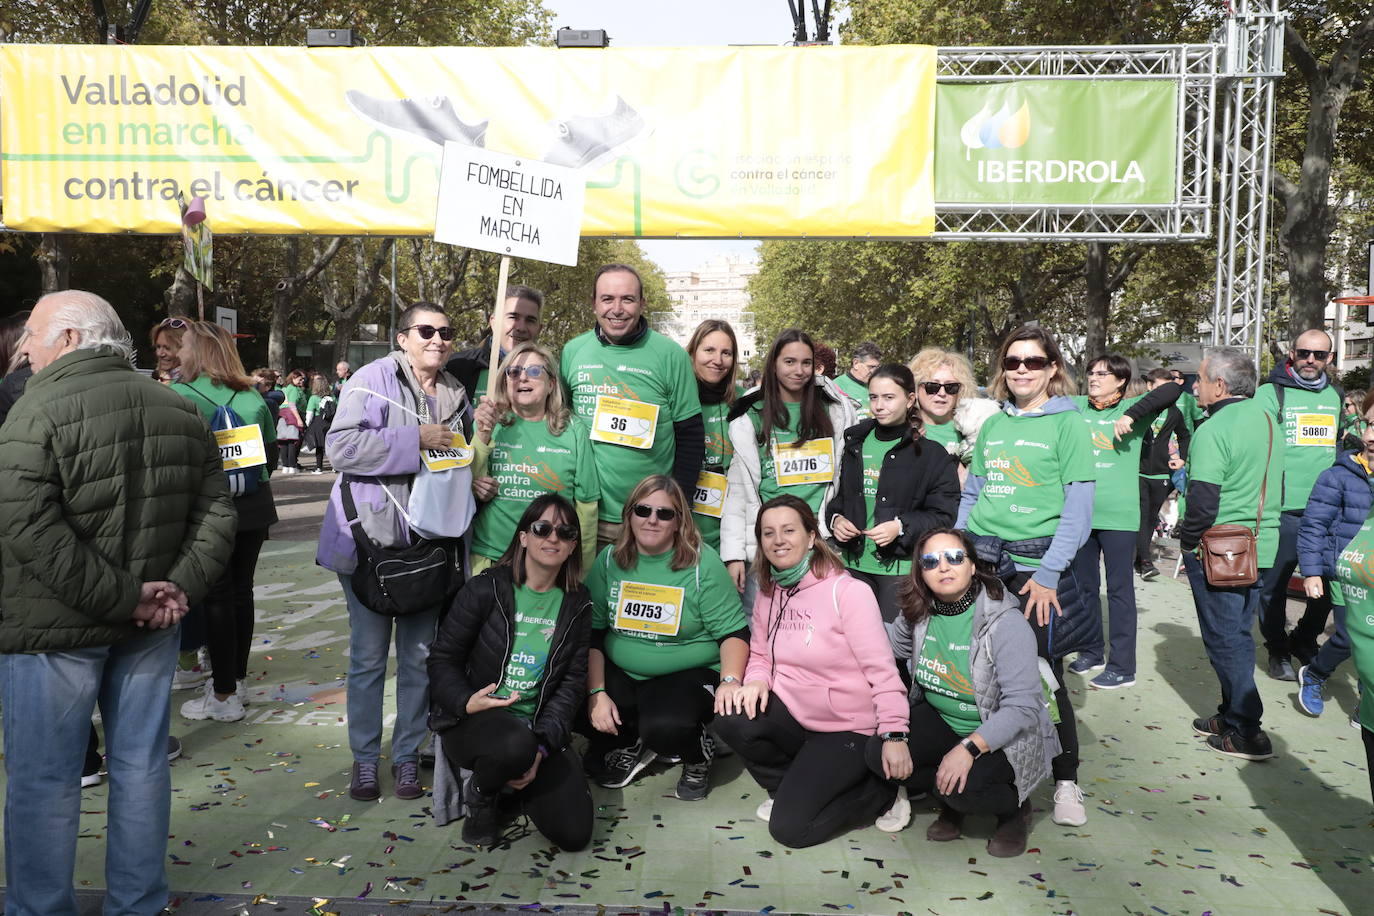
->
[687,320,740,552]
[428,494,594,850]
[149,316,187,382]
[714,495,908,848]
[827,364,960,624]
[583,475,749,801]
[1065,354,1182,691]
[469,342,600,576]
[908,348,1000,486]
[872,528,1060,857]
[722,329,857,603]
[317,302,476,803]
[955,324,1094,828]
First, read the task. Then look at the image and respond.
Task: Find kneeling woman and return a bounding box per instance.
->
[873,528,1060,858]
[715,495,909,849]
[585,476,749,801]
[428,494,594,850]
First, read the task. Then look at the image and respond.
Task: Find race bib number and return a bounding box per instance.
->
[692,470,728,518]
[613,581,684,636]
[1294,413,1336,447]
[772,438,834,486]
[421,431,475,472]
[590,395,659,450]
[215,425,266,470]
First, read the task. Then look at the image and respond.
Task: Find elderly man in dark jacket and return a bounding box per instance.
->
[0,290,236,916]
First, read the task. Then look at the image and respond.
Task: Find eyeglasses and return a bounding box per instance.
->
[529,520,579,541]
[920,381,962,396]
[157,317,188,330]
[401,324,456,341]
[1294,348,1331,361]
[918,549,968,570]
[1086,370,1117,379]
[505,364,548,380]
[1001,356,1051,372]
[632,504,679,521]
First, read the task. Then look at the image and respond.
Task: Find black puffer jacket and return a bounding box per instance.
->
[428,565,591,751]
[827,419,960,564]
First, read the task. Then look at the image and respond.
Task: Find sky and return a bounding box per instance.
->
[541,0,842,273]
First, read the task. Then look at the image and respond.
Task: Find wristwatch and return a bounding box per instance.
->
[960,737,983,759]
[879,731,908,743]
[719,675,740,686]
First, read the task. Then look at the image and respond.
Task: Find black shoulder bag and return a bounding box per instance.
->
[340,475,462,617]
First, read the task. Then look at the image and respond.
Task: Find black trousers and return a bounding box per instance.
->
[866,700,1019,817]
[1007,571,1078,782]
[1137,477,1173,565]
[584,658,716,764]
[205,527,268,696]
[1364,725,1374,803]
[847,569,905,624]
[441,709,593,851]
[279,439,300,469]
[715,696,895,848]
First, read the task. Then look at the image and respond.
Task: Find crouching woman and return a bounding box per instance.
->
[872,527,1061,858]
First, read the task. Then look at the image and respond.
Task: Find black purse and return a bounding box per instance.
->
[340,476,462,617]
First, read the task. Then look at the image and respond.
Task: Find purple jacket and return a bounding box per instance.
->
[316,351,471,574]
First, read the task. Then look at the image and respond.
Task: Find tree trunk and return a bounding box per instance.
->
[323,238,396,365]
[36,234,70,294]
[163,266,198,317]
[1084,242,1110,364]
[268,237,344,370]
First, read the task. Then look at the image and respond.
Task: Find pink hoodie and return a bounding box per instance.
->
[743,569,909,735]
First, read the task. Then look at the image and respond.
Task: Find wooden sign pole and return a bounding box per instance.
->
[486,255,511,402]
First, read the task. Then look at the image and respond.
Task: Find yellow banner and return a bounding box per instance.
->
[0,44,936,237]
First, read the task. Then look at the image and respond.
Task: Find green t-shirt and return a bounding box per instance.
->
[587,543,746,680]
[1328,521,1374,731]
[1071,394,1158,532]
[695,400,735,550]
[922,418,961,451]
[561,328,702,521]
[834,373,871,420]
[967,407,1096,561]
[916,610,982,737]
[171,376,278,484]
[1185,397,1284,568]
[1253,381,1343,512]
[499,584,562,719]
[470,416,600,561]
[1177,390,1204,434]
[848,428,911,577]
[752,400,833,522]
[282,383,307,416]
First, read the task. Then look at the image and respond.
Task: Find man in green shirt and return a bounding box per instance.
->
[833,342,882,420]
[1177,347,1285,762]
[1253,329,1343,681]
[560,265,704,549]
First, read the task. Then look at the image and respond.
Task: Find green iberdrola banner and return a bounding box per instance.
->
[935,81,1178,206]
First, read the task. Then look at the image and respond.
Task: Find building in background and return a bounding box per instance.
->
[658,255,760,370]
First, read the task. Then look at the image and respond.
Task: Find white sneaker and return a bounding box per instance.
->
[755,798,773,822]
[236,679,248,706]
[311,469,323,475]
[181,683,246,722]
[81,772,103,788]
[1052,779,1087,826]
[875,785,912,833]
[171,664,210,690]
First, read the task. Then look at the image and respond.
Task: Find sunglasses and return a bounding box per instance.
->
[919,549,968,570]
[632,504,679,521]
[1002,356,1051,372]
[157,317,188,330]
[529,520,579,541]
[1294,348,1330,361]
[401,324,456,341]
[920,381,962,396]
[505,364,548,380]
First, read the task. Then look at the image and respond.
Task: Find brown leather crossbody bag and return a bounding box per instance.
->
[1198,415,1273,588]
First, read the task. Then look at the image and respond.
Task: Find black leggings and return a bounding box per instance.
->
[280,439,300,469]
[441,709,593,851]
[1364,726,1374,803]
[1007,571,1078,782]
[715,696,895,848]
[584,658,716,764]
[867,700,1019,817]
[847,569,905,624]
[1137,477,1172,564]
[205,527,268,696]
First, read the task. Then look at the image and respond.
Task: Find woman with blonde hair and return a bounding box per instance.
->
[908,348,999,479]
[171,321,278,724]
[686,319,739,551]
[583,475,748,801]
[470,342,600,574]
[149,316,187,381]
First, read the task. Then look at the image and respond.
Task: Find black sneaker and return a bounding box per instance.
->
[675,733,715,801]
[1191,715,1224,736]
[462,782,501,848]
[166,735,182,763]
[1137,563,1160,581]
[591,739,656,789]
[1206,729,1274,761]
[1266,654,1296,681]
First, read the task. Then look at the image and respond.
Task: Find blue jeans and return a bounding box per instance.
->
[1182,552,1265,736]
[1073,529,1139,677]
[339,575,437,764]
[0,626,179,916]
[1257,510,1333,658]
[1309,599,1351,680]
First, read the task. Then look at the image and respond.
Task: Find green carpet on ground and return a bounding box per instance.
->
[5,538,1372,915]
